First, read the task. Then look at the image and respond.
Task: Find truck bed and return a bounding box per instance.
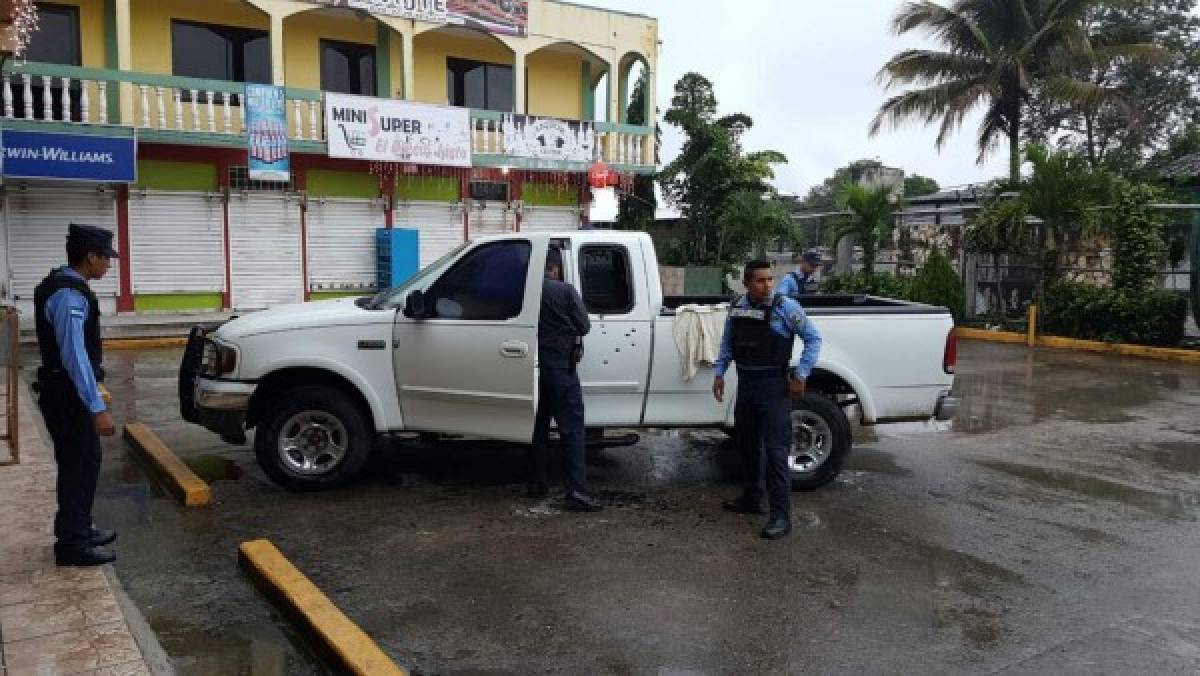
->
[661,294,951,316]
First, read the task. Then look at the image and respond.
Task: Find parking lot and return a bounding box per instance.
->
[77,340,1200,674]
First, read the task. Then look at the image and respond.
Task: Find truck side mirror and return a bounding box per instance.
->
[403,290,428,319]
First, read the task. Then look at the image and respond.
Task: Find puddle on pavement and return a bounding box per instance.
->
[975,459,1199,520]
[1136,441,1200,474]
[845,449,912,477]
[183,454,244,482]
[149,616,321,675]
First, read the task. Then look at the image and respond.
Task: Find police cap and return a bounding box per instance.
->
[67,223,120,259]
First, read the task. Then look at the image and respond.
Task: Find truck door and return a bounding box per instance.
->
[392,238,543,442]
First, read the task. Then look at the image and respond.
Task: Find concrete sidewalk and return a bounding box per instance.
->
[0,382,159,675]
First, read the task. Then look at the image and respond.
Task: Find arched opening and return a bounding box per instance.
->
[618,51,650,126]
[412,24,515,111]
[283,7,400,97]
[525,41,608,121]
[130,0,269,80]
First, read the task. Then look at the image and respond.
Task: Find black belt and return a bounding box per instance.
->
[736,367,789,381]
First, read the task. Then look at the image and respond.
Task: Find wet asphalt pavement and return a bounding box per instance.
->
[51,341,1200,674]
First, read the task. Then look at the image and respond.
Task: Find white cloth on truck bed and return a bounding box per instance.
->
[672,304,728,382]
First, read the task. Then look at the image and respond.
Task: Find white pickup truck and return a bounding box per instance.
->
[179,231,959,492]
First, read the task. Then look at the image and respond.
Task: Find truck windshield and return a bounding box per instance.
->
[364,243,469,310]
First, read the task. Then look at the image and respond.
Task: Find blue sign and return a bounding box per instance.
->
[1,129,136,182]
[245,84,290,182]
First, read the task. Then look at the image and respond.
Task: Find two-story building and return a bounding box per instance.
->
[0,0,658,316]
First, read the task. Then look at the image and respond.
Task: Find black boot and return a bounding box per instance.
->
[55,544,116,567]
[88,527,117,547]
[722,494,767,515]
[760,517,792,540]
[526,481,549,499]
[563,490,604,512]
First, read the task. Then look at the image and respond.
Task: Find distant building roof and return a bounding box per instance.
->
[906,184,993,204]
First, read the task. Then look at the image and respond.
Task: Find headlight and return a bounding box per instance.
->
[200,340,238,377]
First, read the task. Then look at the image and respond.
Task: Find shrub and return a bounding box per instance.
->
[1042,281,1188,347]
[908,248,966,320]
[821,271,912,299]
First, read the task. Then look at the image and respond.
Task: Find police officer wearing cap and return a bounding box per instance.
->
[777,250,822,299]
[713,260,822,540]
[34,224,120,566]
[527,245,604,512]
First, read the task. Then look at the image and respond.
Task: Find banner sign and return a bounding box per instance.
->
[325,93,472,167]
[306,0,528,36]
[0,129,136,182]
[245,84,290,182]
[503,115,594,163]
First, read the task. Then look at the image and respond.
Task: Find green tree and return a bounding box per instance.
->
[799,159,886,210]
[660,73,787,264]
[831,183,898,276]
[1107,180,1167,292]
[903,173,941,198]
[1020,144,1112,281]
[871,0,1161,182]
[1025,0,1190,168]
[616,70,660,230]
[909,247,967,320]
[719,192,793,261]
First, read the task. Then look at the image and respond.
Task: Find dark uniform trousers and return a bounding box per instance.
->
[37,374,103,547]
[529,366,587,493]
[735,369,793,519]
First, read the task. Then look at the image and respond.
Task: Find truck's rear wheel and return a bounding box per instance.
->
[254,385,373,491]
[789,394,852,491]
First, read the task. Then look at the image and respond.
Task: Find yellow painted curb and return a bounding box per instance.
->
[123,422,212,507]
[955,327,1027,344]
[104,337,189,350]
[99,384,112,406]
[238,539,408,676]
[1036,335,1200,364]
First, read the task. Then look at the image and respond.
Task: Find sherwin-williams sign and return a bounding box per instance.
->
[0,129,136,182]
[245,84,290,182]
[325,93,472,167]
[307,0,527,36]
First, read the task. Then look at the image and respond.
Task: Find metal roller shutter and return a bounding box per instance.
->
[4,185,119,315]
[129,191,225,294]
[468,202,514,239]
[227,193,304,310]
[394,201,462,268]
[521,205,580,233]
[306,198,385,293]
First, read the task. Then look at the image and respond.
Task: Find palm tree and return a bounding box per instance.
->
[832,183,899,276]
[870,0,1161,182]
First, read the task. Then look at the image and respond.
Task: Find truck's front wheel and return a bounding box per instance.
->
[254,385,373,491]
[789,394,852,491]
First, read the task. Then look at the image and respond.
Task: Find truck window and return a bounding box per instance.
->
[579,245,634,315]
[425,240,531,320]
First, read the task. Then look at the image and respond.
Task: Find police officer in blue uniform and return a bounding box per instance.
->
[34,224,119,566]
[714,260,822,540]
[776,251,821,299]
[528,246,603,512]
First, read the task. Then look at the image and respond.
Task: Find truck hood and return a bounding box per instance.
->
[216,298,393,339]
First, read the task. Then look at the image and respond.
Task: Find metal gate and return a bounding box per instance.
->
[227,193,304,310]
[129,191,225,295]
[520,205,579,233]
[468,202,514,239]
[394,201,463,269]
[306,197,386,293]
[3,185,120,316]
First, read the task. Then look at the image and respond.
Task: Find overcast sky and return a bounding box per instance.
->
[574,0,1009,196]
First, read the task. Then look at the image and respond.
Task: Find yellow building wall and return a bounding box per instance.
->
[526,50,581,119]
[412,31,513,106]
[283,10,392,92]
[129,0,269,75]
[42,0,107,68]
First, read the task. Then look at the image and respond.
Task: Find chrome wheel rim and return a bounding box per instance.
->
[790,409,832,473]
[278,410,349,476]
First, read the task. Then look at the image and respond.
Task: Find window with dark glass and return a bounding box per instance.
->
[14,4,81,121]
[446,58,513,112]
[580,245,635,315]
[426,241,531,320]
[320,40,376,96]
[171,20,270,85]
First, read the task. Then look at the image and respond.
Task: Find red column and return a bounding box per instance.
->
[511,172,523,232]
[217,156,233,310]
[461,172,470,241]
[115,184,134,313]
[578,179,591,229]
[383,173,395,229]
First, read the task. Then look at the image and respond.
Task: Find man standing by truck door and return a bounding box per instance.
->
[777,251,821,299]
[528,246,603,512]
[713,260,822,540]
[34,224,120,566]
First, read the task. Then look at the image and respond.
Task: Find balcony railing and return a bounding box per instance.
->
[0,61,654,169]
